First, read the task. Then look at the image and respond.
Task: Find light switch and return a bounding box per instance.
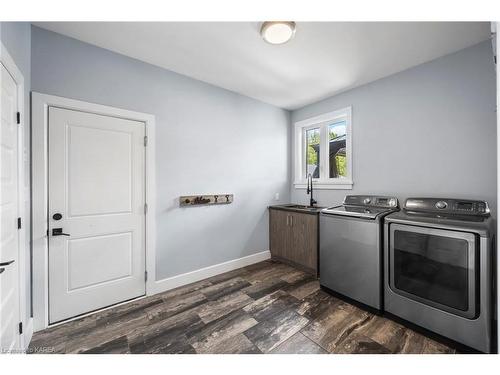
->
[274,193,280,201]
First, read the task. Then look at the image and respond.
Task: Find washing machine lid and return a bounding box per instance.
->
[321,205,394,219]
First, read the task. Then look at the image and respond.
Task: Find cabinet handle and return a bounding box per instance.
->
[290,215,293,226]
[286,215,290,226]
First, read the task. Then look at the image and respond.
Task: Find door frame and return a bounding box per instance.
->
[32,92,156,332]
[0,42,29,350]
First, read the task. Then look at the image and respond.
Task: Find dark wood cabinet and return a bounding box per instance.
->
[269,208,289,260]
[269,208,319,276]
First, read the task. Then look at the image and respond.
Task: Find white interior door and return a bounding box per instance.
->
[48,107,146,324]
[0,63,21,352]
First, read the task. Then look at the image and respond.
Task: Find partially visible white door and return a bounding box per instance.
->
[48,107,146,324]
[0,63,21,352]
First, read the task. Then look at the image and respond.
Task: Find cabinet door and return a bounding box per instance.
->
[290,212,318,272]
[269,209,290,259]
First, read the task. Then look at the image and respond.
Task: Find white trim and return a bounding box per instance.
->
[150,251,271,295]
[31,92,156,332]
[1,42,28,352]
[293,106,353,189]
[294,107,351,128]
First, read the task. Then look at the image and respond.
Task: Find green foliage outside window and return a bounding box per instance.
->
[335,155,347,177]
[306,130,320,166]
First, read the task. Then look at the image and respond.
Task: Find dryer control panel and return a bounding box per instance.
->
[405,198,490,216]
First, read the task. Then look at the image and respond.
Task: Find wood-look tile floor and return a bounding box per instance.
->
[29,260,456,354]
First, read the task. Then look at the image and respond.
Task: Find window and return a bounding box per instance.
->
[305,127,320,178]
[329,121,347,179]
[294,107,352,189]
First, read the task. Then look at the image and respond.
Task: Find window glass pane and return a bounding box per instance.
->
[305,128,320,178]
[328,120,347,178]
[393,230,470,311]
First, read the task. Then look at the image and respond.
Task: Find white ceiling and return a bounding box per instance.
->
[33,22,490,110]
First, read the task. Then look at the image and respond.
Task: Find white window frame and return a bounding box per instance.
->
[293,106,353,189]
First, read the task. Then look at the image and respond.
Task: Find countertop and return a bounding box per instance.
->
[268,204,324,215]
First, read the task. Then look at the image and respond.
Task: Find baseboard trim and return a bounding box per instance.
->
[150,250,271,295]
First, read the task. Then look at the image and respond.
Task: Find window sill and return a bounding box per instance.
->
[293,180,353,190]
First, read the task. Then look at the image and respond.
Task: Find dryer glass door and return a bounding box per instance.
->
[389,224,477,319]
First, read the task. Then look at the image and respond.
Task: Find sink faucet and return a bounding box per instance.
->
[306,173,317,207]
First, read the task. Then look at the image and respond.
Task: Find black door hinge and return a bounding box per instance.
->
[17,217,21,229]
[16,112,20,124]
[18,322,23,334]
[145,271,148,282]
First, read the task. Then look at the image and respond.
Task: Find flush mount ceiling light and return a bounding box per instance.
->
[260,21,296,45]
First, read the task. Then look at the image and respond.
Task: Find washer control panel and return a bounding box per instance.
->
[343,195,399,208]
[405,198,490,216]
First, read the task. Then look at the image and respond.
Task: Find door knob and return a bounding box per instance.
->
[0,260,15,267]
[52,213,63,221]
[52,228,70,236]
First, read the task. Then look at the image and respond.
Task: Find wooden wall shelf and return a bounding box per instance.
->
[179,194,234,207]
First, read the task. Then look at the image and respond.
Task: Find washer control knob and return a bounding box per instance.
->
[388,198,397,207]
[363,198,371,205]
[435,201,447,209]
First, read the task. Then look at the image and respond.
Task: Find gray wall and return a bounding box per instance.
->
[31,26,290,280]
[291,41,497,217]
[0,22,32,322]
